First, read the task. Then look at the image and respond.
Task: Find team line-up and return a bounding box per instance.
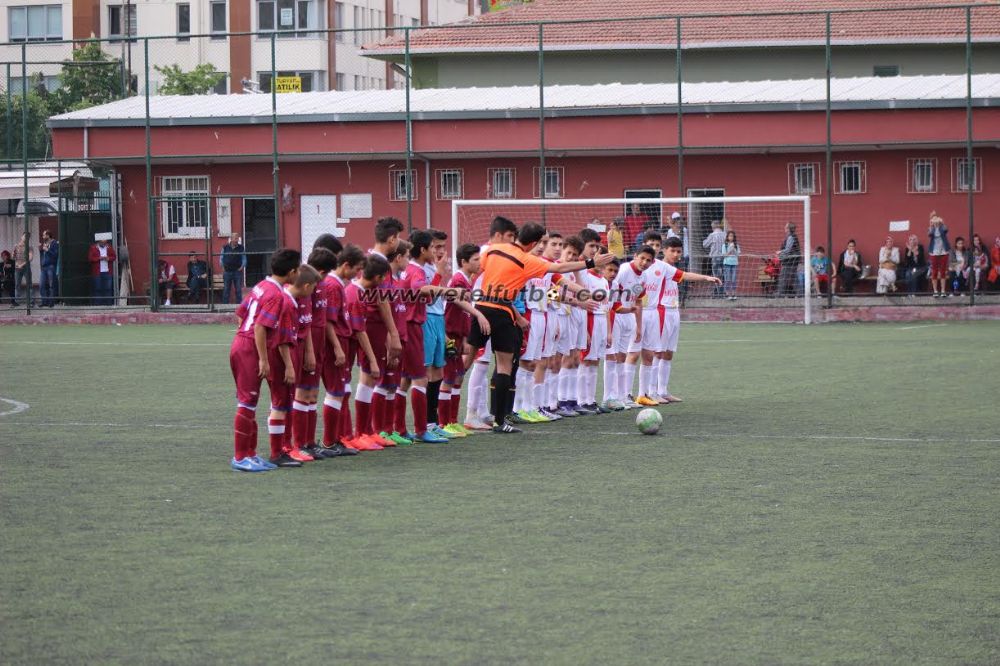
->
[228,215,721,471]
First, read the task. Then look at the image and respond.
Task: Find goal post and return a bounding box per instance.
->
[451,196,812,324]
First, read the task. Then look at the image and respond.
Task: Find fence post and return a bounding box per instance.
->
[405,28,413,234]
[5,63,11,168]
[270,32,280,247]
[676,16,684,199]
[538,23,545,206]
[145,37,157,312]
[21,43,29,315]
[825,12,833,310]
[966,6,975,306]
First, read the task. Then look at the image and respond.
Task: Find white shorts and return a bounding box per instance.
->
[610,311,636,356]
[582,313,608,362]
[554,313,574,356]
[541,309,558,358]
[629,308,663,353]
[522,309,546,361]
[660,308,680,353]
[572,309,588,350]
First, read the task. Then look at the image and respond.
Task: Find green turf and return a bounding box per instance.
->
[2,322,999,664]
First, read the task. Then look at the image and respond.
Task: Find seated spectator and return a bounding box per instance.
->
[761,253,781,295]
[989,236,1000,289]
[158,259,179,306]
[837,239,862,293]
[876,236,899,295]
[901,234,926,296]
[186,251,209,303]
[810,246,835,296]
[948,236,970,296]
[971,234,990,267]
[1,250,14,306]
[971,245,989,292]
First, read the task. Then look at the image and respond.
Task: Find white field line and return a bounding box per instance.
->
[896,323,948,331]
[0,397,29,416]
[1,419,997,444]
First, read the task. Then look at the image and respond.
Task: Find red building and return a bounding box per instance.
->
[49,76,1000,291]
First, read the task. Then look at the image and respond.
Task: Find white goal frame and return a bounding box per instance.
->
[451,196,812,324]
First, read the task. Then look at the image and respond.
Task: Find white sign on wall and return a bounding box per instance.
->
[280,8,294,25]
[300,195,338,252]
[340,193,373,219]
[216,198,232,236]
[889,220,910,232]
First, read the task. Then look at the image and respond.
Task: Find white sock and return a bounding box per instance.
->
[466,363,487,422]
[638,364,651,397]
[546,370,559,408]
[660,360,672,396]
[589,365,600,405]
[561,367,577,402]
[515,367,531,412]
[623,362,637,399]
[604,360,618,402]
[533,381,546,412]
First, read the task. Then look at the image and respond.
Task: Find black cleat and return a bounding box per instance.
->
[322,443,359,456]
[302,444,331,459]
[269,453,303,468]
[493,416,522,434]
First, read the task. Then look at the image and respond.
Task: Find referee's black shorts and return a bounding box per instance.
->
[468,304,520,354]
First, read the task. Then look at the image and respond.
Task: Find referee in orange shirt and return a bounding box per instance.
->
[470,219,615,433]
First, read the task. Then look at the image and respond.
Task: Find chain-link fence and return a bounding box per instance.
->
[2,4,999,316]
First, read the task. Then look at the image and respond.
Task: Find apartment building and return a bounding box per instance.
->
[0,0,476,94]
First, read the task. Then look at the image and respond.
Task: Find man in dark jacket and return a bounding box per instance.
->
[776,222,801,297]
[39,230,59,307]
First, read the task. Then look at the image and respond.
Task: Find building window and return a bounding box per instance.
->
[8,5,62,42]
[951,157,982,193]
[177,4,191,41]
[353,5,366,45]
[258,0,321,36]
[334,2,345,42]
[788,162,820,195]
[212,76,228,94]
[835,161,866,194]
[487,168,515,199]
[390,169,418,201]
[335,72,345,90]
[161,176,210,237]
[9,74,61,95]
[907,158,936,194]
[873,65,900,77]
[436,169,464,200]
[108,4,137,40]
[257,71,317,92]
[211,1,227,38]
[532,166,563,198]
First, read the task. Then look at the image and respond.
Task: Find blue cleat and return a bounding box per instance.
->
[231,456,268,472]
[250,456,277,470]
[415,430,450,443]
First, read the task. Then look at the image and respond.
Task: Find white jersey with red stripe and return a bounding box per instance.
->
[660,262,682,309]
[583,270,611,314]
[640,259,679,311]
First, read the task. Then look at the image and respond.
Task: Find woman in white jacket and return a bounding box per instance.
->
[877,236,900,294]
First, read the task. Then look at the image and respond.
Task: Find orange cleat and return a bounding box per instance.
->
[372,432,396,447]
[350,435,383,451]
[288,448,314,462]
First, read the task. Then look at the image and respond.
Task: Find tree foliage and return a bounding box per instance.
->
[155,64,225,95]
[50,42,125,114]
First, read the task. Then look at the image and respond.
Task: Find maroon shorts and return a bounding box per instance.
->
[359,322,388,376]
[402,321,426,379]
[322,334,354,396]
[295,328,324,390]
[230,336,264,410]
[444,335,466,384]
[266,346,293,411]
[930,254,948,279]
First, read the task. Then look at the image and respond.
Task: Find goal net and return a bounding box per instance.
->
[452,196,813,324]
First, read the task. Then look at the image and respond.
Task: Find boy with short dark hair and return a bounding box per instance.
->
[284,264,321,462]
[343,256,390,450]
[229,248,301,472]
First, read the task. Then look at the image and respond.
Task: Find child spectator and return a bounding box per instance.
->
[185,252,208,303]
[971,245,988,292]
[157,259,179,306]
[927,212,950,297]
[607,218,626,259]
[837,239,862,293]
[811,246,834,296]
[228,248,301,472]
[948,236,971,296]
[722,231,740,300]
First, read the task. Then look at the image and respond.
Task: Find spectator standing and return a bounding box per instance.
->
[607,218,625,259]
[837,239,862,293]
[1,250,14,305]
[776,222,800,296]
[722,230,740,300]
[877,236,900,294]
[811,246,835,296]
[39,230,58,307]
[948,236,971,296]
[221,234,246,304]
[702,220,726,298]
[158,259,179,306]
[901,234,927,296]
[623,205,649,250]
[12,232,32,306]
[927,212,950,297]
[186,251,209,303]
[88,235,116,305]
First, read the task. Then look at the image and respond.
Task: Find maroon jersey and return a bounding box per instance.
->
[235,277,293,350]
[444,271,472,337]
[310,277,330,331]
[290,289,312,341]
[344,282,367,335]
[327,275,351,338]
[401,261,429,325]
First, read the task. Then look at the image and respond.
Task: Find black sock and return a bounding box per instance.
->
[490,373,512,421]
[426,379,441,424]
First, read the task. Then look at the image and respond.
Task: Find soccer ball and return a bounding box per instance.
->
[635,408,662,436]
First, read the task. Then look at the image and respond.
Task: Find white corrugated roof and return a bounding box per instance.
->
[48,74,1000,124]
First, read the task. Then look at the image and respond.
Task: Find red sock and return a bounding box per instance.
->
[306,403,318,444]
[291,402,309,449]
[356,396,373,435]
[411,386,428,435]
[451,387,462,424]
[250,419,259,456]
[341,395,353,440]
[233,407,256,460]
[371,390,386,434]
[322,397,341,446]
[393,390,407,434]
[437,388,451,426]
[268,417,286,458]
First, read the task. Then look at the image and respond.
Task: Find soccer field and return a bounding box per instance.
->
[2,321,998,664]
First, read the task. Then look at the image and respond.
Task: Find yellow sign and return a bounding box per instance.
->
[487,0,530,12]
[275,76,302,93]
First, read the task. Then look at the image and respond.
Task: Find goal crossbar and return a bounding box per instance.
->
[451,195,812,324]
